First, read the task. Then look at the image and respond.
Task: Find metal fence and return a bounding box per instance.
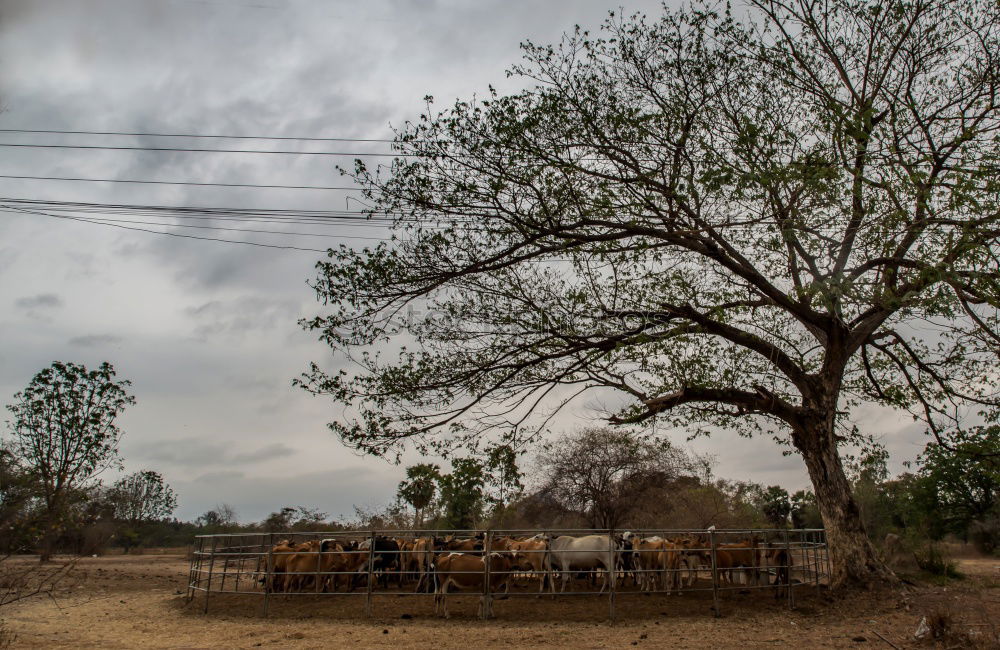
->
[186,528,828,619]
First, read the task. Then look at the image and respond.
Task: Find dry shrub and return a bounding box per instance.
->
[0,557,78,608]
[0,620,14,650]
[922,607,1000,649]
[0,570,27,594]
[926,609,955,640]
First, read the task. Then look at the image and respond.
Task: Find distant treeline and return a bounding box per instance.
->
[3,362,997,558]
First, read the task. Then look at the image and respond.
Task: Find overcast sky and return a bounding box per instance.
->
[0,0,928,523]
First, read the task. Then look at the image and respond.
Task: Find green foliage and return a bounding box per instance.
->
[437,458,486,529]
[757,485,792,528]
[911,426,1000,545]
[790,490,824,529]
[106,471,177,526]
[483,443,524,519]
[0,448,42,553]
[396,463,439,526]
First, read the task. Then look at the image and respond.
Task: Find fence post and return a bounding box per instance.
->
[799,532,819,586]
[185,537,201,602]
[315,537,322,594]
[262,533,274,617]
[203,535,218,614]
[365,530,376,617]
[784,528,794,610]
[481,530,493,620]
[709,529,720,618]
[220,545,230,593]
[234,540,244,594]
[608,528,617,623]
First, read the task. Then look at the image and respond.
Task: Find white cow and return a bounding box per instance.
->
[548,534,616,593]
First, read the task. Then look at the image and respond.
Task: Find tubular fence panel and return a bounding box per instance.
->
[185,528,828,619]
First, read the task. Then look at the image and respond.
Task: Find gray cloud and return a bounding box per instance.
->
[68,333,123,347]
[132,437,229,468]
[194,470,246,484]
[175,466,387,522]
[14,293,62,309]
[131,437,296,468]
[231,443,295,464]
[184,296,304,340]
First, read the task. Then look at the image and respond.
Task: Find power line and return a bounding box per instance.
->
[0,127,398,144]
[0,205,330,252]
[0,174,362,191]
[35,214,378,239]
[0,142,412,157]
[0,198,475,226]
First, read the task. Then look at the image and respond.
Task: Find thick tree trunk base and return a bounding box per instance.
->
[796,414,898,590]
[825,526,898,589]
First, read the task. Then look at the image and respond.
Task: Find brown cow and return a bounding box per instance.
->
[718,537,761,586]
[276,538,366,593]
[433,552,514,618]
[764,547,793,598]
[265,540,310,592]
[672,536,705,588]
[509,536,552,595]
[442,535,484,553]
[408,537,436,592]
[661,540,683,594]
[633,537,665,592]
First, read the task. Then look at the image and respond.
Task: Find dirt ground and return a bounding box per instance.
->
[1,553,998,649]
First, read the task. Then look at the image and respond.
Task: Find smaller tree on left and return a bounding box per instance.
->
[4,361,135,561]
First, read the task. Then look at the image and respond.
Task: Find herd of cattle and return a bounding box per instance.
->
[254,532,796,618]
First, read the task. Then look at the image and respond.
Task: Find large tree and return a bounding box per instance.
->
[300,0,1000,587]
[4,361,135,561]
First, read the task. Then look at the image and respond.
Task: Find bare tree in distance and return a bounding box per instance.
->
[4,362,134,561]
[536,427,697,530]
[195,504,239,531]
[300,0,1000,587]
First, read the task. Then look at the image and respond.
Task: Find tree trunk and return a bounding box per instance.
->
[38,504,59,563]
[794,410,897,588]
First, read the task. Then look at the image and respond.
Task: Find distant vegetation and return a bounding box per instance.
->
[3,363,996,561]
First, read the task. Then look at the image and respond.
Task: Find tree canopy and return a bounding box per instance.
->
[4,361,135,560]
[300,0,1000,586]
[107,470,177,527]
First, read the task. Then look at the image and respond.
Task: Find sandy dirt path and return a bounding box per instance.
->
[2,554,998,648]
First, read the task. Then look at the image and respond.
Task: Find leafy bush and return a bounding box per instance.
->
[913,543,962,578]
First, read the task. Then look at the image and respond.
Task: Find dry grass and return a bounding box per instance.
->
[0,554,996,648]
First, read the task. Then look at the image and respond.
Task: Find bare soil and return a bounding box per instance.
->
[1,554,998,648]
